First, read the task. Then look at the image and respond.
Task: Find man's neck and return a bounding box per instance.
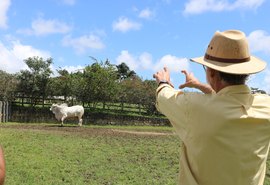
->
[212,80,231,93]
[214,82,245,93]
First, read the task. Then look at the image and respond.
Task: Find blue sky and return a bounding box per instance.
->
[0,0,270,91]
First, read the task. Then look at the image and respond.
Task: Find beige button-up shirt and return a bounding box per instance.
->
[156,84,270,185]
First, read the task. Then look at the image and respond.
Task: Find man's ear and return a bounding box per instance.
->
[208,68,215,78]
[209,68,219,79]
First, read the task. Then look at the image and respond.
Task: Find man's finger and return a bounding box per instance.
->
[179,84,186,89]
[181,70,188,76]
[153,72,159,78]
[164,67,168,72]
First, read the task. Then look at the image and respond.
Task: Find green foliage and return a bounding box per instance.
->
[251,87,267,94]
[119,77,144,104]
[4,56,158,115]
[116,62,136,81]
[82,61,119,104]
[0,70,17,101]
[142,80,158,114]
[117,77,157,114]
[47,69,74,101]
[16,57,53,106]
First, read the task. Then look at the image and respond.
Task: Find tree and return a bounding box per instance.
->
[0,70,18,101]
[251,87,267,94]
[70,70,86,105]
[16,56,53,107]
[116,62,136,81]
[82,60,119,108]
[141,80,158,115]
[47,69,72,101]
[118,76,145,113]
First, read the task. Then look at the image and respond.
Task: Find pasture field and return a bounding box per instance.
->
[0,123,269,185]
[0,123,179,185]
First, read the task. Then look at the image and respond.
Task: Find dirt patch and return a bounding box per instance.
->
[112,129,174,136]
[0,124,175,137]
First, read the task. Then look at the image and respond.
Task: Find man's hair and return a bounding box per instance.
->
[218,71,249,85]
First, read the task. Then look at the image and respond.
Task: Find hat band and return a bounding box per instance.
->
[204,54,250,63]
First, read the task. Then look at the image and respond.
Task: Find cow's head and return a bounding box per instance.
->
[50,103,59,113]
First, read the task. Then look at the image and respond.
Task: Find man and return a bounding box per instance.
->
[153,30,270,185]
[0,146,5,185]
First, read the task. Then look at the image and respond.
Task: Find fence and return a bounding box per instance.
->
[0,101,10,122]
[12,96,155,116]
[10,105,170,126]
[10,97,168,126]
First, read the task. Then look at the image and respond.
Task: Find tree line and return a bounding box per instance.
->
[0,56,158,115]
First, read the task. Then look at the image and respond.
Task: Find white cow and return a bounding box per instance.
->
[50,103,84,126]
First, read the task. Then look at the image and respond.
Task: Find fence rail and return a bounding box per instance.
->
[12,97,152,115]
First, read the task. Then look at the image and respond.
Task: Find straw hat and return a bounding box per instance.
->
[190,30,266,74]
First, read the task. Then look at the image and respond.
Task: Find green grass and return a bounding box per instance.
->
[0,123,269,185]
[0,123,179,185]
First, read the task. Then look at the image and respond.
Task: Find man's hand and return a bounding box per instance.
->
[179,70,214,94]
[153,67,174,87]
[179,70,201,89]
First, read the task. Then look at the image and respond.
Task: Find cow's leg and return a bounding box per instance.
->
[61,115,67,127]
[78,116,83,126]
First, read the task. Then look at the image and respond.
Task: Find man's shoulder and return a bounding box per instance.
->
[252,92,270,101]
[252,93,270,102]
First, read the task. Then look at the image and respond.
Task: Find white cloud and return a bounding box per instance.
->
[112,17,141,33]
[231,0,265,9]
[0,39,51,73]
[18,18,72,36]
[183,0,265,15]
[116,50,139,70]
[154,55,189,73]
[60,65,85,73]
[139,8,155,20]
[139,52,153,69]
[263,69,270,93]
[50,65,85,77]
[247,69,270,94]
[116,50,189,73]
[246,30,270,93]
[0,0,11,29]
[62,34,105,54]
[247,30,270,54]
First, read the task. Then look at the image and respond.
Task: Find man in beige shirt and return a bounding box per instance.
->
[154,30,270,185]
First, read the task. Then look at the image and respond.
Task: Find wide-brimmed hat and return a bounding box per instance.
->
[190,30,266,74]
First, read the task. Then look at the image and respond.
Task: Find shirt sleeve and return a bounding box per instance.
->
[155,84,190,140]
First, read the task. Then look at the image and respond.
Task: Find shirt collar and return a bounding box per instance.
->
[217,85,251,95]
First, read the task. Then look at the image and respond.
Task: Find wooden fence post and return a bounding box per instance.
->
[0,101,9,123]
[4,102,9,122]
[2,102,6,122]
[0,101,2,123]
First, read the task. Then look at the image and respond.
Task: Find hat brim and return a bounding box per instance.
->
[190,55,266,74]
